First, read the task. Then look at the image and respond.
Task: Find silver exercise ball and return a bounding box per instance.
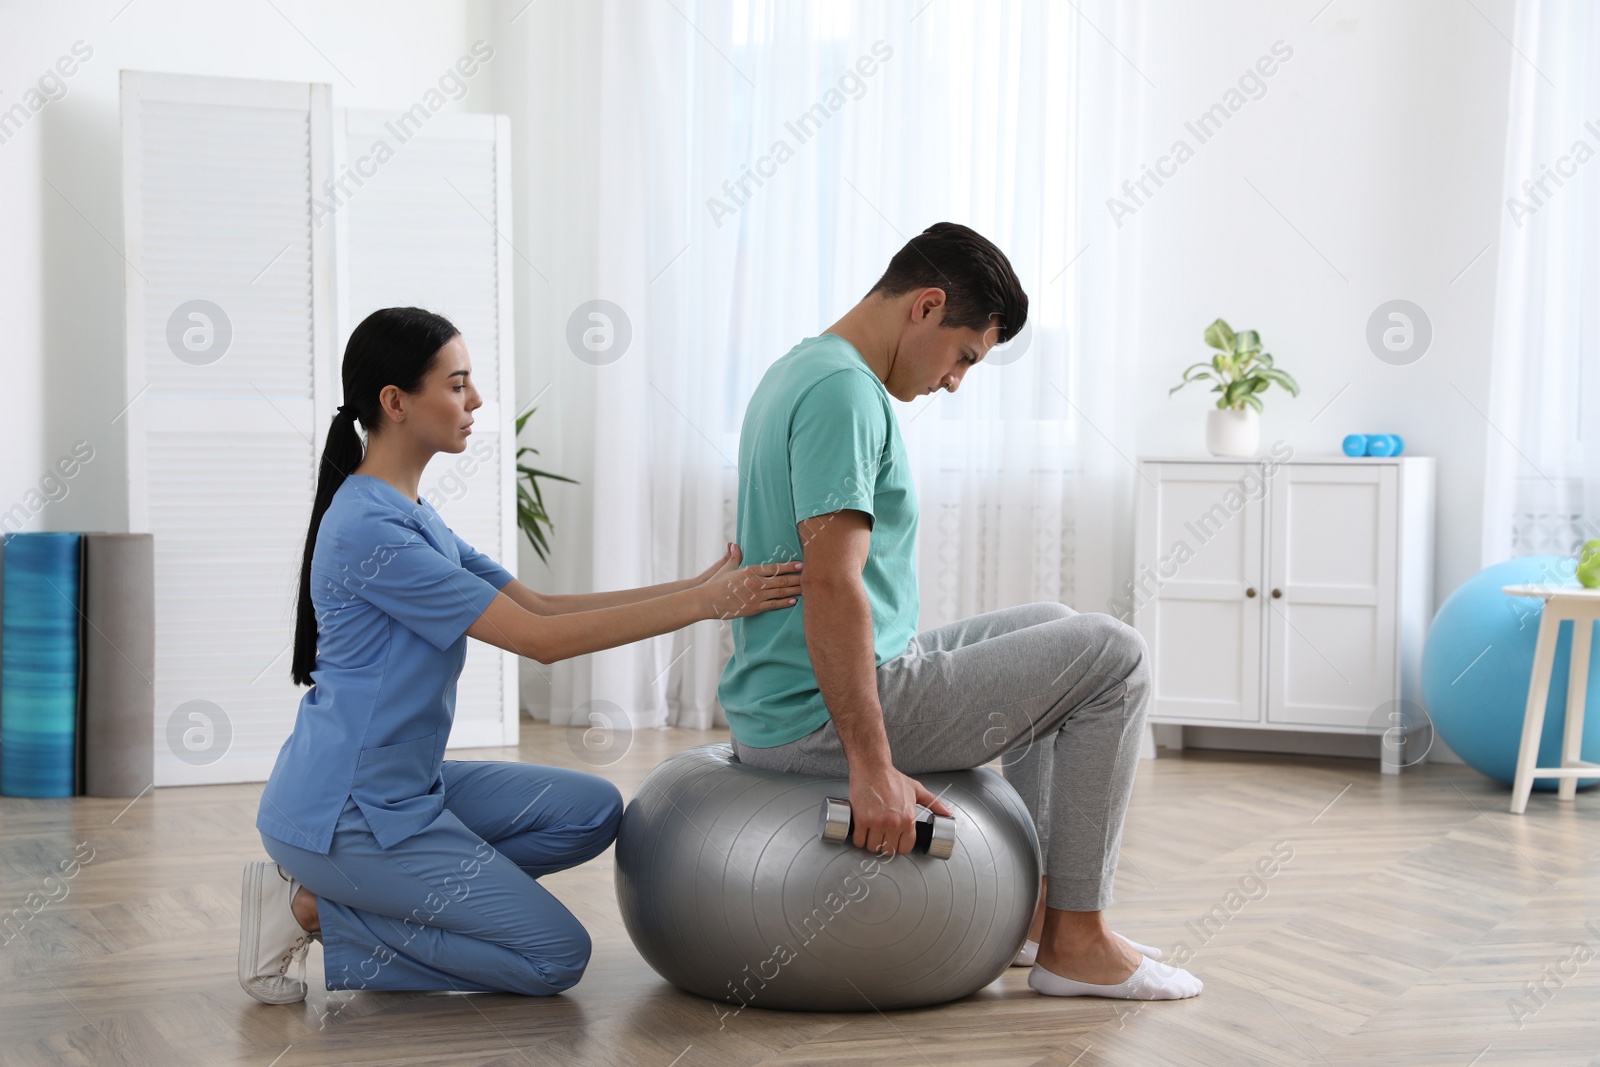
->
[614,744,1041,1012]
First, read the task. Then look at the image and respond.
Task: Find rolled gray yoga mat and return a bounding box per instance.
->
[82,534,154,798]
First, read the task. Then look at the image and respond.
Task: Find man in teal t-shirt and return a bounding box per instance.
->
[717,222,1203,1002]
[717,333,920,746]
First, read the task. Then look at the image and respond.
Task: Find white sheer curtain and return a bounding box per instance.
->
[1482,0,1600,563]
[548,0,1147,730]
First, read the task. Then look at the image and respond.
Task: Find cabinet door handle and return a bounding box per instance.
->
[1271,588,1282,599]
[1245,587,1257,598]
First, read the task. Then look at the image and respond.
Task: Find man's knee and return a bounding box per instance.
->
[1119,616,1151,673]
[1107,617,1151,722]
[1076,612,1149,684]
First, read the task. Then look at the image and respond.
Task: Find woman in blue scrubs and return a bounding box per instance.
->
[240,307,803,1005]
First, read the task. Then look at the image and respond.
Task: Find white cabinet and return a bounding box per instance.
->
[1132,455,1435,774]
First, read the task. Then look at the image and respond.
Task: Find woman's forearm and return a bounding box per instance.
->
[533,586,707,662]
[469,585,708,664]
[475,560,798,664]
[536,578,697,615]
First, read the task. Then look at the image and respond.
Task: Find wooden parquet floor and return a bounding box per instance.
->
[2,723,1597,1067]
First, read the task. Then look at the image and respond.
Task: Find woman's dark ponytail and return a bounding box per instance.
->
[291,307,460,686]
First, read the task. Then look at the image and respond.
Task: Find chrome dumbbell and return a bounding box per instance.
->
[818,797,956,860]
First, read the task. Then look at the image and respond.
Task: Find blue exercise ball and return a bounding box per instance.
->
[1422,556,1600,789]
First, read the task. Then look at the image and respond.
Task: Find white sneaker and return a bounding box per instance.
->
[239,862,319,1004]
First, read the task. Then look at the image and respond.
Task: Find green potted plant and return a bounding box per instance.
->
[1169,318,1300,456]
[514,406,577,562]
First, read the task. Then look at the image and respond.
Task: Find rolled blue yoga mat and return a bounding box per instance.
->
[2,533,83,797]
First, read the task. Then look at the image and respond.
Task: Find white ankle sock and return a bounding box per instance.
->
[1029,956,1203,1000]
[1012,932,1163,967]
[1115,932,1163,960]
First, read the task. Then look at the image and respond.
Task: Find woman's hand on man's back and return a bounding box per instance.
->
[701,544,803,620]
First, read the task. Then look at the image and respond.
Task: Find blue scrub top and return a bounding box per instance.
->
[257,474,515,854]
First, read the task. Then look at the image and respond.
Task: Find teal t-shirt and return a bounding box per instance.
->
[718,334,920,747]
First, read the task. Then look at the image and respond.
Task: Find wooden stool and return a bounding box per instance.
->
[1503,584,1600,814]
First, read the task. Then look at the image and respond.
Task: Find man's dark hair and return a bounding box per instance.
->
[867,222,1028,344]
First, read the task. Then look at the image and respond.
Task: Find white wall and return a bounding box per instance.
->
[493,0,606,719]
[496,0,1522,725]
[3,0,1523,735]
[1133,0,1515,762]
[0,0,496,537]
[1133,0,1513,610]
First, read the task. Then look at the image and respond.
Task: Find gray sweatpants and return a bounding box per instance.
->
[730,603,1150,911]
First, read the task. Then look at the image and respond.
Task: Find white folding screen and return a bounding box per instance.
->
[122,73,517,785]
[122,72,337,786]
[333,109,517,749]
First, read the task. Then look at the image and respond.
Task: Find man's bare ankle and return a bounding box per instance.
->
[1037,932,1140,977]
[1044,932,1109,954]
[1040,911,1119,953]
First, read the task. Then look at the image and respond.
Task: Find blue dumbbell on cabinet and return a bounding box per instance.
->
[1342,434,1405,457]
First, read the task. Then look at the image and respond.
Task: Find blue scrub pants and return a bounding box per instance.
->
[261,760,622,996]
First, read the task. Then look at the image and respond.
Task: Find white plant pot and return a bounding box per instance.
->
[1206,407,1260,457]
